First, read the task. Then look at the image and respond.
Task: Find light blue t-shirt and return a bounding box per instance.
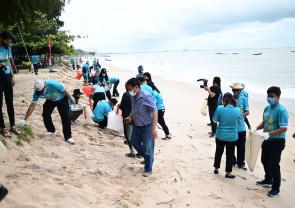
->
[153,90,165,110]
[0,46,11,74]
[93,84,106,93]
[93,58,97,65]
[92,100,112,122]
[263,103,288,140]
[242,90,249,99]
[235,95,249,132]
[109,77,119,84]
[31,55,39,64]
[82,63,90,75]
[32,80,65,103]
[213,105,242,142]
[141,84,156,102]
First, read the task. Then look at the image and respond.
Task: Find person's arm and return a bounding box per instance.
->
[151,110,158,140]
[267,127,288,137]
[242,110,249,117]
[24,102,37,121]
[204,86,216,98]
[64,89,76,104]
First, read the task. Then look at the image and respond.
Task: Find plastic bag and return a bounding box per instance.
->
[82,106,94,126]
[82,85,93,97]
[76,71,83,80]
[0,141,8,159]
[246,132,263,172]
[200,98,208,116]
[107,106,123,133]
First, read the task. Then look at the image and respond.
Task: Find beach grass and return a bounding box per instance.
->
[16,125,34,146]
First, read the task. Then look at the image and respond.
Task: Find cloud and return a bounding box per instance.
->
[60,0,295,52]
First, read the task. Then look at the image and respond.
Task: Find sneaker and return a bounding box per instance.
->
[213,170,219,175]
[0,185,8,201]
[140,160,145,164]
[162,133,172,140]
[125,153,136,158]
[225,174,236,179]
[44,131,56,136]
[136,153,142,158]
[209,133,215,138]
[66,138,75,144]
[268,189,280,197]
[256,179,272,187]
[143,171,152,177]
[238,165,247,171]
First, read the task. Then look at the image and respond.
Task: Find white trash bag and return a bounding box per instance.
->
[246,131,263,172]
[0,141,8,159]
[107,106,123,133]
[82,106,94,126]
[200,98,208,116]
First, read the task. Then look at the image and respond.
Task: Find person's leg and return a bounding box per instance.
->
[98,115,108,128]
[214,138,225,170]
[225,140,236,173]
[157,109,170,135]
[270,139,285,191]
[56,96,72,140]
[113,79,120,96]
[93,93,99,110]
[209,107,217,135]
[3,75,15,127]
[105,90,112,101]
[0,76,6,129]
[42,100,56,133]
[139,124,154,172]
[236,131,246,167]
[261,140,273,183]
[0,184,8,201]
[69,109,83,122]
[130,125,145,157]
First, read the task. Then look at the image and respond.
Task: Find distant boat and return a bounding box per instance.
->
[291,51,295,52]
[252,53,262,55]
[232,53,239,55]
[105,58,112,61]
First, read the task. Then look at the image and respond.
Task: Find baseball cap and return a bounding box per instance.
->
[0,31,16,41]
[73,89,83,95]
[34,80,45,95]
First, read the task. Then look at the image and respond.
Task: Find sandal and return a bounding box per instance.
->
[10,126,21,135]
[1,128,11,138]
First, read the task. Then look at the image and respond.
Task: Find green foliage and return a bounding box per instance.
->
[16,126,34,146]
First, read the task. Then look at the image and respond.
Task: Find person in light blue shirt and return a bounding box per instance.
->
[241,83,251,129]
[252,86,288,197]
[138,76,156,102]
[92,98,118,129]
[93,58,97,70]
[98,68,111,100]
[153,89,171,140]
[230,82,249,170]
[91,83,106,110]
[70,57,76,70]
[136,65,144,78]
[213,92,241,179]
[68,89,83,125]
[109,77,120,97]
[82,61,90,85]
[31,55,40,75]
[0,31,21,137]
[19,80,76,144]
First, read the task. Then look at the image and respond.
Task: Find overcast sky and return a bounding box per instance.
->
[60,0,295,53]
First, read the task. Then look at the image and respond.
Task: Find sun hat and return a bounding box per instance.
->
[230,83,244,90]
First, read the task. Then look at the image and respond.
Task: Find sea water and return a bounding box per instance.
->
[101,48,295,110]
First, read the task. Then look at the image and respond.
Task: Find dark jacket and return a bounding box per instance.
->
[119,91,132,119]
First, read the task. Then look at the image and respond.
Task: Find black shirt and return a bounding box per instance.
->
[119,91,132,119]
[207,86,221,108]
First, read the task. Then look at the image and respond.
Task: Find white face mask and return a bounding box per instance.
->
[129,90,136,96]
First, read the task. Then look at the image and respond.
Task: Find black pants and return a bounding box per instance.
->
[98,115,108,128]
[0,74,15,129]
[261,139,285,191]
[42,96,71,140]
[105,90,112,101]
[158,109,169,135]
[33,64,38,74]
[214,138,236,172]
[233,131,246,166]
[93,92,106,110]
[112,79,120,96]
[68,109,83,122]
[209,106,217,134]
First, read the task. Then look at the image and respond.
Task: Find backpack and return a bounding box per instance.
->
[82,66,87,73]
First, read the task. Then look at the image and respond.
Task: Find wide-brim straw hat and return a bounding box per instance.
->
[230,83,244,90]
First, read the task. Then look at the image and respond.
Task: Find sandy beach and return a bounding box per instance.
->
[0,61,295,208]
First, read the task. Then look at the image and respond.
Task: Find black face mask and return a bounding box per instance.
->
[2,41,9,49]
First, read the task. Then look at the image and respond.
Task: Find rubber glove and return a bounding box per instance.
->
[260,132,270,140]
[18,120,26,126]
[251,127,257,133]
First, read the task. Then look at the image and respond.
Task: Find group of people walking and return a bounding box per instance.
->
[203,77,289,197]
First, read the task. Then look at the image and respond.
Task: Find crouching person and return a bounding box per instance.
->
[92,98,118,129]
[68,89,84,125]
